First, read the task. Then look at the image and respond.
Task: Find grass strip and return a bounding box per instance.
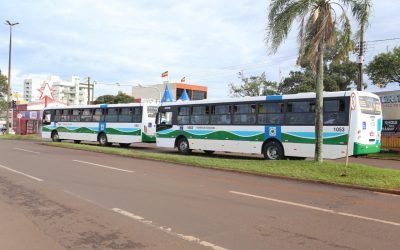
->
[41,142,400,190]
[0,134,41,141]
[368,152,400,161]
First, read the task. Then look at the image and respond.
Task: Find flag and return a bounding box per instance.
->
[161,71,168,78]
[181,76,186,82]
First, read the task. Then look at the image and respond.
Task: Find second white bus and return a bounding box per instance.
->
[42,103,158,146]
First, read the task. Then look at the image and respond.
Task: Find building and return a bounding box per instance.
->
[374,90,400,151]
[24,75,92,105]
[132,82,208,102]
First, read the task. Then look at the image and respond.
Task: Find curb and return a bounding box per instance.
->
[40,142,400,196]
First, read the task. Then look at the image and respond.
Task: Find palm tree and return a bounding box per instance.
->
[266,0,369,163]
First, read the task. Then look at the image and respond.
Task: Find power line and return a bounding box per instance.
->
[366,37,400,43]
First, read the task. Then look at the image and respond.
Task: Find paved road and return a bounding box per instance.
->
[0,140,399,249]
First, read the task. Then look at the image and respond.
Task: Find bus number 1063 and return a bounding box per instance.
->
[334,127,345,132]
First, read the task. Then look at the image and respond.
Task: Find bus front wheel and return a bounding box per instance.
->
[98,133,109,147]
[51,131,60,142]
[263,141,284,160]
[177,137,191,155]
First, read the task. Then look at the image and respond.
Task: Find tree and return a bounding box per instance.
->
[229,72,279,97]
[93,91,135,104]
[366,47,400,87]
[0,72,8,113]
[266,0,368,163]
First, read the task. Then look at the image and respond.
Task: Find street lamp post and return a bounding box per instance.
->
[5,20,19,134]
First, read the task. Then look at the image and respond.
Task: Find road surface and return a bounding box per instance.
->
[0,139,399,249]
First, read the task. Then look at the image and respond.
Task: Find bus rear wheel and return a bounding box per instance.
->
[263,141,284,160]
[98,133,109,147]
[51,131,60,142]
[177,137,191,155]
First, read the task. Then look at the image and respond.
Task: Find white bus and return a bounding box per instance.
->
[155,91,382,159]
[42,103,158,146]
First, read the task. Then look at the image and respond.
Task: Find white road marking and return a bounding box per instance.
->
[0,164,43,182]
[112,208,227,250]
[73,160,134,173]
[230,191,400,227]
[13,147,40,154]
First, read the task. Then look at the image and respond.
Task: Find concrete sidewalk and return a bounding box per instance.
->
[0,200,64,250]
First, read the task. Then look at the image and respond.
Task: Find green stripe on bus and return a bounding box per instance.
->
[157,130,264,141]
[282,133,348,145]
[43,126,141,136]
[142,133,156,142]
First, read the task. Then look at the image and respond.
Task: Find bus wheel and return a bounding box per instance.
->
[204,150,215,155]
[263,141,284,160]
[74,140,81,144]
[98,133,109,147]
[51,131,60,142]
[177,137,191,155]
[119,143,130,148]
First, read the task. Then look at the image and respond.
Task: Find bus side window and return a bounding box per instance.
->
[81,109,93,122]
[258,102,284,125]
[324,99,346,125]
[211,104,231,125]
[93,109,102,122]
[119,107,133,123]
[191,105,210,125]
[132,107,142,123]
[54,109,62,122]
[177,106,190,125]
[105,108,118,122]
[233,104,256,125]
[285,101,315,125]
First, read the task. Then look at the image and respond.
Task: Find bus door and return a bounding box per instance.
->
[156,106,173,132]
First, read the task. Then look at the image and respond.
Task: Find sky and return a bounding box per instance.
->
[0,0,399,100]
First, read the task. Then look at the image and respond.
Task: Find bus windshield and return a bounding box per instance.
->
[359,96,381,115]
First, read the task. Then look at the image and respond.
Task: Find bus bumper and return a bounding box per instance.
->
[353,142,381,155]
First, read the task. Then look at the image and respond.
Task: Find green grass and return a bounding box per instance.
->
[41,141,400,191]
[0,134,41,141]
[368,152,400,161]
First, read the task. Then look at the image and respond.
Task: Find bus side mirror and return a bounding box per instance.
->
[44,114,51,124]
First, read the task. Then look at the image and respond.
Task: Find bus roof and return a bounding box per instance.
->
[160,91,380,106]
[43,102,159,110]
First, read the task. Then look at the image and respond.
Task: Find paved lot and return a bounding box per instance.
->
[0,139,399,249]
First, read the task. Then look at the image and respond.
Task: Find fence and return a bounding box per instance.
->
[381,120,400,151]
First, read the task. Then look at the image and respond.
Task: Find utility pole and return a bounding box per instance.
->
[357,26,365,91]
[87,77,91,105]
[5,20,19,134]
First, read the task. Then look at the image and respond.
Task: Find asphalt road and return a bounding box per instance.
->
[0,140,399,250]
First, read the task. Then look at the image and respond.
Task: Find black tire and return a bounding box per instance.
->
[177,137,191,155]
[204,150,215,155]
[119,143,130,148]
[263,141,284,160]
[98,133,109,147]
[74,140,81,144]
[51,131,60,142]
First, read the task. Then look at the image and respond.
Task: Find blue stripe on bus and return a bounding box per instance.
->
[100,104,108,108]
[266,95,283,100]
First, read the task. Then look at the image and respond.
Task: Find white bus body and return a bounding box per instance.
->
[156,91,382,159]
[42,103,158,145]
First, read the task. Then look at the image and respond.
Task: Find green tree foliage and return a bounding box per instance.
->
[266,0,369,163]
[93,91,135,104]
[0,72,8,113]
[229,72,279,97]
[366,47,400,87]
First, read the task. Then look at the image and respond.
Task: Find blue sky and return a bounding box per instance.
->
[0,0,399,99]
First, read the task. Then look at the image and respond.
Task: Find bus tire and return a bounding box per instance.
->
[119,143,130,148]
[98,133,109,147]
[74,140,81,144]
[177,137,191,155]
[51,131,60,142]
[262,140,284,160]
[204,150,215,155]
